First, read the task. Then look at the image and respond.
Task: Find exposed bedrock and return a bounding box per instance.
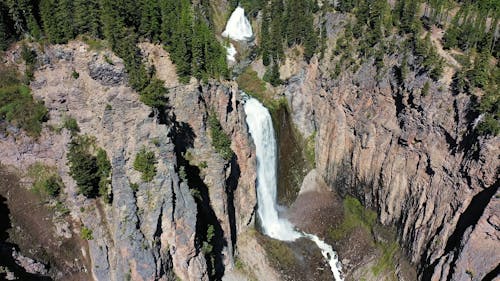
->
[284,54,499,280]
[0,41,257,281]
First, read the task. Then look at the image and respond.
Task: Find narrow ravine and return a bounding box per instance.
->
[243,96,344,281]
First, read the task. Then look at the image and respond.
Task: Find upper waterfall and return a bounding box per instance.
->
[222,6,253,41]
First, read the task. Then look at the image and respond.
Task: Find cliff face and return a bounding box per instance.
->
[284,30,499,280]
[0,41,257,281]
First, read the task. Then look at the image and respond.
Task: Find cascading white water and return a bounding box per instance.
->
[222,6,254,41]
[243,96,344,281]
[243,98,302,241]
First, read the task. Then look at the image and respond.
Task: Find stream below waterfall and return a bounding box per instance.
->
[243,96,344,281]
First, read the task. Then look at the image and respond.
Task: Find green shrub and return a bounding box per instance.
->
[422,81,430,97]
[208,113,234,161]
[96,148,112,203]
[63,116,80,134]
[81,226,94,240]
[199,161,208,169]
[28,163,62,198]
[133,148,157,182]
[179,165,187,182]
[236,67,267,101]
[72,70,80,79]
[476,86,499,136]
[21,45,37,83]
[0,84,48,137]
[476,114,500,136]
[67,135,112,198]
[328,196,377,241]
[42,175,62,197]
[202,224,215,255]
[130,182,139,192]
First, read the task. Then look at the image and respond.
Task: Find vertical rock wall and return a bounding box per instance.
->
[284,52,499,280]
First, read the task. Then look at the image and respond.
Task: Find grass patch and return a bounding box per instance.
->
[237,66,290,136]
[27,162,62,198]
[80,226,94,240]
[80,35,107,51]
[237,67,288,112]
[62,116,80,135]
[261,238,296,269]
[328,196,377,241]
[0,64,48,137]
[237,67,268,101]
[372,241,398,277]
[304,131,316,167]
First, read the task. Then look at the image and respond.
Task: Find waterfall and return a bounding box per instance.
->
[243,97,344,281]
[222,6,254,41]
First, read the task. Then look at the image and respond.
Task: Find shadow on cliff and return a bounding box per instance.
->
[421,178,499,280]
[170,116,227,280]
[225,155,240,255]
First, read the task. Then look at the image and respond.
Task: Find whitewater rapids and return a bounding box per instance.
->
[243,96,344,281]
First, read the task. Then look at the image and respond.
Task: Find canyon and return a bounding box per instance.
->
[0,3,498,281]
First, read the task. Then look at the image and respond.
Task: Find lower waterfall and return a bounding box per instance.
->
[243,97,344,281]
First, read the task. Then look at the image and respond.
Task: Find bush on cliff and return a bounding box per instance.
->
[133,148,157,182]
[28,162,63,198]
[67,135,113,199]
[208,113,234,161]
[0,65,48,138]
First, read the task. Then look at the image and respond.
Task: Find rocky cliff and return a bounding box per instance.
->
[283,14,499,280]
[0,41,259,281]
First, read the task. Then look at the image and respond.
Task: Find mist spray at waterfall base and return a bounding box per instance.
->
[243,97,344,281]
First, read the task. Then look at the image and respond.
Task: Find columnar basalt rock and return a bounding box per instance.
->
[168,80,257,269]
[284,52,499,280]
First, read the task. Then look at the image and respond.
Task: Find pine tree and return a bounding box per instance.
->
[159,0,178,46]
[284,0,317,60]
[0,20,6,51]
[5,0,41,38]
[171,0,193,82]
[119,0,141,29]
[0,3,10,50]
[261,3,271,66]
[54,0,74,43]
[39,0,59,42]
[74,0,101,37]
[139,0,161,41]
[269,0,285,62]
[192,16,207,80]
[468,50,491,89]
[337,0,354,13]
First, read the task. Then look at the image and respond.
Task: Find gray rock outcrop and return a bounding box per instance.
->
[0,41,258,281]
[284,42,499,280]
